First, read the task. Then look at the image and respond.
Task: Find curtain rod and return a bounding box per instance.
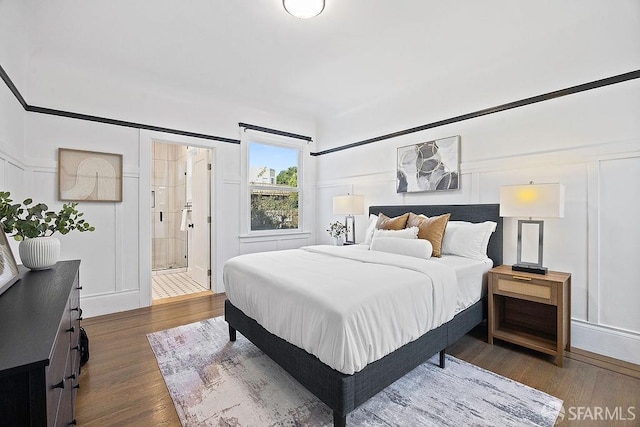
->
[239,122,313,143]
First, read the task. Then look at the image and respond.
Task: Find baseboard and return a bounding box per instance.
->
[81,290,142,318]
[571,319,640,366]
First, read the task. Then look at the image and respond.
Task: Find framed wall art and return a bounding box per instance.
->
[0,231,20,296]
[396,135,460,193]
[58,148,123,202]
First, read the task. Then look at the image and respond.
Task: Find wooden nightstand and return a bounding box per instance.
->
[488,265,571,367]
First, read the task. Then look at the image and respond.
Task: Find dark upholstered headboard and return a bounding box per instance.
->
[369,204,503,266]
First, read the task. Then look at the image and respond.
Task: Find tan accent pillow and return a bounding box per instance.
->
[406,212,451,257]
[376,213,409,230]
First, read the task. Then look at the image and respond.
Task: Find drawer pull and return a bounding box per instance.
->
[70,419,77,425]
[73,384,80,390]
[79,317,83,321]
[72,345,80,351]
[67,326,75,333]
[77,286,83,290]
[512,275,532,281]
[67,374,76,380]
[71,307,80,312]
[53,379,65,390]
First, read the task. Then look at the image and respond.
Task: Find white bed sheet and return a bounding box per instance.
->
[350,245,492,312]
[429,255,493,313]
[223,245,458,375]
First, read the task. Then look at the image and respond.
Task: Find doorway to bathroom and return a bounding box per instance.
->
[151,141,213,303]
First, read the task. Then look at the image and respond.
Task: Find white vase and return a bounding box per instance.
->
[334,236,343,246]
[19,237,61,270]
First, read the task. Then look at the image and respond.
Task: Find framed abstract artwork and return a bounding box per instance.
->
[58,148,123,202]
[397,135,460,193]
[0,231,20,296]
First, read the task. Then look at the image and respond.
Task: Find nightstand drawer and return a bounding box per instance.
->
[496,278,553,302]
[492,276,557,305]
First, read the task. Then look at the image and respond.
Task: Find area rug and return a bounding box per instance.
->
[148,317,562,426]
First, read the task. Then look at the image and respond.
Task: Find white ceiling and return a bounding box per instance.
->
[14,1,640,138]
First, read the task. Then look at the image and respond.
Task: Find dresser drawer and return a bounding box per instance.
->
[492,275,557,305]
[54,353,75,427]
[46,336,69,426]
[0,261,82,427]
[69,282,81,377]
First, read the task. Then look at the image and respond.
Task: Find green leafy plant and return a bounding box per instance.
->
[0,191,95,241]
[327,221,348,238]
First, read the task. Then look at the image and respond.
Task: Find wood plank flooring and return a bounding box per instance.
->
[76,294,640,426]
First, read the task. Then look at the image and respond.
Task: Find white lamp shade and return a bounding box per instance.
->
[500,183,565,218]
[283,0,325,19]
[333,194,365,215]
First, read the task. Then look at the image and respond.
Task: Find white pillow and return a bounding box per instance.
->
[363,214,379,245]
[442,221,497,260]
[370,237,433,259]
[372,226,419,240]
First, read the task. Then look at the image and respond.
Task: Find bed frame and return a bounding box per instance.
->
[225,204,502,426]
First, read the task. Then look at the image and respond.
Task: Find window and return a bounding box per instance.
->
[248,141,301,231]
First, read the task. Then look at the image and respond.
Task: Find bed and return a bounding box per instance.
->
[224,204,503,426]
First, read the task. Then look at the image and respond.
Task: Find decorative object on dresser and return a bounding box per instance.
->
[488,265,571,367]
[0,192,95,270]
[58,148,123,202]
[396,135,460,193]
[499,182,565,275]
[149,316,563,426]
[0,260,82,426]
[0,229,19,296]
[332,194,364,244]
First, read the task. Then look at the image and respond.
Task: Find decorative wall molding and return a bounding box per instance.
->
[0,146,26,171]
[572,319,640,366]
[80,289,141,318]
[461,139,640,174]
[26,162,140,178]
[311,70,640,156]
[0,63,240,146]
[586,161,601,324]
[238,231,311,243]
[3,62,639,158]
[316,138,640,187]
[316,139,640,364]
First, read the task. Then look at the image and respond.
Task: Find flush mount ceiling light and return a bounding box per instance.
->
[283,0,325,19]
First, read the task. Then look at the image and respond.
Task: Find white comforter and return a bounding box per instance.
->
[223,245,458,375]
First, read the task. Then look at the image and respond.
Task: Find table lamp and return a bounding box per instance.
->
[499,182,565,274]
[332,194,365,244]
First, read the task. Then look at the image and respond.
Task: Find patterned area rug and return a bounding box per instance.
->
[148,317,562,426]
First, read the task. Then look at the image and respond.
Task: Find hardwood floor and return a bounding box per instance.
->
[76,293,225,426]
[77,294,640,426]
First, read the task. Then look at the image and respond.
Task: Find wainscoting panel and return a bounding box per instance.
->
[316,139,640,365]
[598,155,640,333]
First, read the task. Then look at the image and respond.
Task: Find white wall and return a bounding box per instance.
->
[315,78,640,364]
[0,0,318,317]
[19,110,315,317]
[0,82,26,259]
[0,0,29,257]
[0,0,28,164]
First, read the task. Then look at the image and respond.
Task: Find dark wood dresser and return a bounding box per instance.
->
[0,260,82,426]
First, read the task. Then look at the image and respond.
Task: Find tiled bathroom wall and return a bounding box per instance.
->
[152,142,188,270]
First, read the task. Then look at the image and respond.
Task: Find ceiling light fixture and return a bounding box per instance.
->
[283,0,325,19]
